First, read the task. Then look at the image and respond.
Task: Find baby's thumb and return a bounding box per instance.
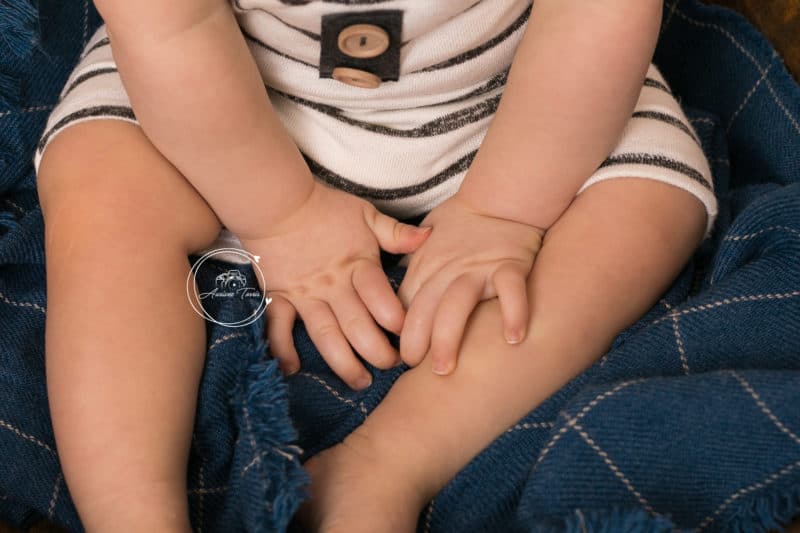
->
[368,210,432,254]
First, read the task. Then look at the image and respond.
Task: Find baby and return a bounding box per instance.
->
[34,0,716,531]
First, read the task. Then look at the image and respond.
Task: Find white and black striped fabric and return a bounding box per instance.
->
[35,0,717,262]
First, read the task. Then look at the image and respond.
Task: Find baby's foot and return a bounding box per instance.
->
[295,430,431,533]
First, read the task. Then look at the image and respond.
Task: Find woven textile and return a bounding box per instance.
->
[0,1,799,531]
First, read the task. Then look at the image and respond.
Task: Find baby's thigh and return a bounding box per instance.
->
[543,177,705,336]
[37,120,221,254]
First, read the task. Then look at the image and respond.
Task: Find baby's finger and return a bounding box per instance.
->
[429,273,484,376]
[367,209,432,255]
[399,278,448,367]
[295,298,373,391]
[492,263,530,344]
[396,261,423,310]
[352,261,405,335]
[265,294,301,375]
[330,290,399,370]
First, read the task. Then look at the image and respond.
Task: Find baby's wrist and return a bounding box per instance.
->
[451,191,548,235]
[229,178,319,242]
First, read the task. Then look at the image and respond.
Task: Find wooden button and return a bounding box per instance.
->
[337,24,390,59]
[332,67,381,89]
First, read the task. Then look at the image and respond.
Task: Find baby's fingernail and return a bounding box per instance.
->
[419,225,433,233]
[432,359,450,375]
[506,330,523,344]
[355,374,373,390]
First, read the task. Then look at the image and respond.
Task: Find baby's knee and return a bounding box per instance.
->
[37,123,145,223]
[37,122,221,254]
[38,170,176,253]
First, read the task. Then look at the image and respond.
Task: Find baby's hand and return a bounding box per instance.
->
[396,194,545,375]
[238,181,431,390]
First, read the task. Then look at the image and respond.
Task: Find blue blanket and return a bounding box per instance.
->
[1,1,799,531]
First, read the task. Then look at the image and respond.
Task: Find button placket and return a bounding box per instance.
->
[319,10,403,89]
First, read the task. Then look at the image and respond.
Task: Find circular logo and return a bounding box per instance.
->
[186,248,271,327]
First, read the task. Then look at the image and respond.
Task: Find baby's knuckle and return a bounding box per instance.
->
[338,253,375,271]
[314,321,340,340]
[315,272,336,287]
[341,316,367,337]
[287,283,309,296]
[405,313,427,330]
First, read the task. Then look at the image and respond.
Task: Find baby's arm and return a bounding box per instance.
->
[93,0,432,388]
[397,0,664,369]
[457,0,663,229]
[92,0,313,238]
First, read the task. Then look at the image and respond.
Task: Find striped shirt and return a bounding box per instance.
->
[229,0,538,219]
[35,0,717,252]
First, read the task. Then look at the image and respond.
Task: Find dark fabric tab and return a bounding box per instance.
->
[319,10,403,82]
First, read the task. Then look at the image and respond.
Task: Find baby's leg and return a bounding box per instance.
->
[37,121,222,532]
[301,177,707,532]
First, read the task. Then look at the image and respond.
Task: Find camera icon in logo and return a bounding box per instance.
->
[188,248,269,327]
[215,269,248,291]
